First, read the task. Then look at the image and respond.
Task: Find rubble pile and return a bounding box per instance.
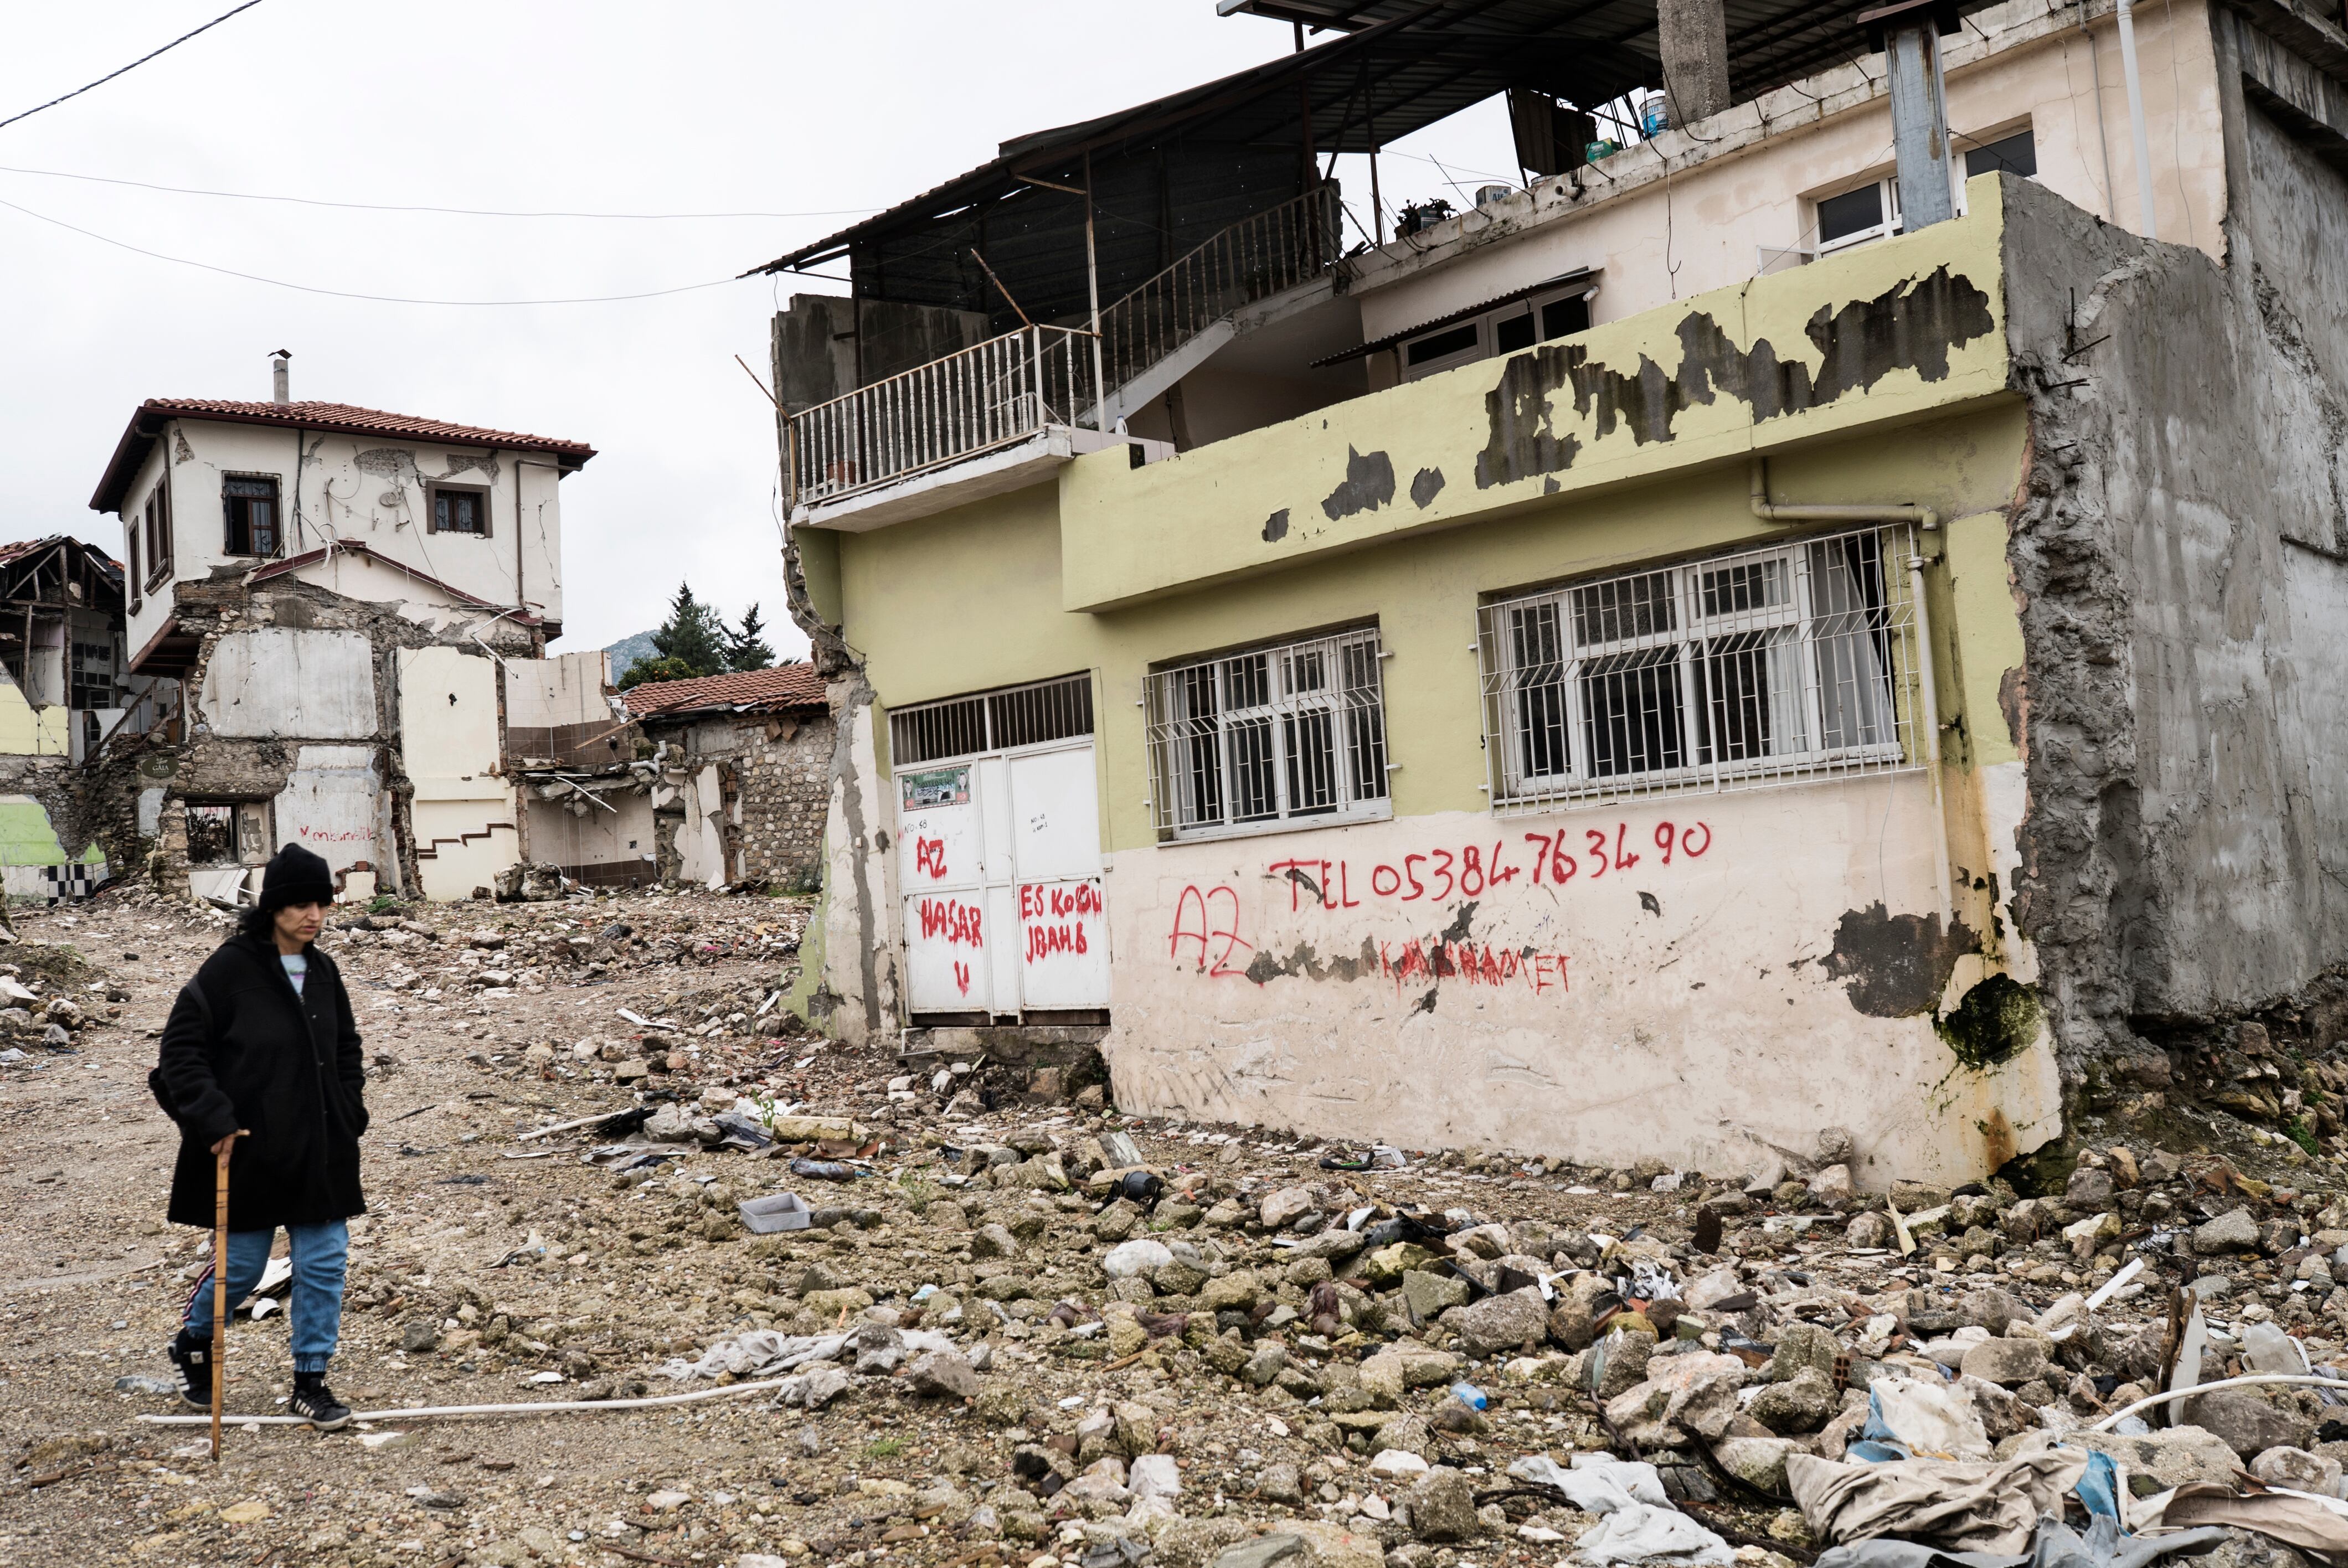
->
[8,889,2348,1568]
[0,933,123,1063]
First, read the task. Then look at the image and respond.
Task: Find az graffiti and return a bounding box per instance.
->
[913,836,950,880]
[1169,885,1252,977]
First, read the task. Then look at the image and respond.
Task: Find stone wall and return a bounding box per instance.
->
[646,709,832,891]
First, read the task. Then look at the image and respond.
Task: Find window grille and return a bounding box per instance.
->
[1476,525,1920,812]
[1145,627,1389,839]
[889,673,1093,767]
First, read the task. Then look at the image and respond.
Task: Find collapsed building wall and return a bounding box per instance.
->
[1997,152,2348,1089]
[89,575,539,902]
[642,710,831,893]
[508,649,658,889]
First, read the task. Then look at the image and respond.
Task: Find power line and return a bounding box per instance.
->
[0,1,267,134]
[0,194,747,306]
[0,162,878,222]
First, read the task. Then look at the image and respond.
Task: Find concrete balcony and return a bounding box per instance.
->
[1058,173,2019,613]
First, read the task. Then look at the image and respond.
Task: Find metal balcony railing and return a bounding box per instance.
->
[786,323,1099,508]
[783,184,1343,510]
[1099,183,1343,394]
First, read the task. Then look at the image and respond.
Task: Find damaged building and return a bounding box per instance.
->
[622,664,834,893]
[84,358,615,902]
[758,0,2348,1185]
[0,535,145,902]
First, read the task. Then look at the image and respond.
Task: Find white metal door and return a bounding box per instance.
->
[898,742,1107,1015]
[897,764,992,1013]
[1007,746,1109,1008]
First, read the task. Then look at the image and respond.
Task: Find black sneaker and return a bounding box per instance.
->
[289,1373,351,1431]
[166,1329,211,1410]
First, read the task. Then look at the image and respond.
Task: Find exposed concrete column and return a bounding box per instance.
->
[1656,0,1732,126]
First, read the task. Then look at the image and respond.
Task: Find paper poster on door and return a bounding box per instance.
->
[897,765,979,894]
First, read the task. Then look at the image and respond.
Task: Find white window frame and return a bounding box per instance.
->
[1400,283,1596,382]
[1799,122,2035,264]
[1477,525,1921,812]
[1145,627,1391,842]
[1814,175,1903,255]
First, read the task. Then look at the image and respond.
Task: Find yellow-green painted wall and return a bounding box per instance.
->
[0,681,69,757]
[1058,177,2015,612]
[834,403,2031,857]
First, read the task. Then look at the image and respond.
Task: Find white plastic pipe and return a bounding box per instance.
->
[135,1374,796,1427]
[2090,1372,2348,1432]
[2116,0,2159,239]
[1749,458,1939,531]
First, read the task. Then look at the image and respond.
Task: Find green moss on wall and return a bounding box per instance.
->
[1935,973,2042,1069]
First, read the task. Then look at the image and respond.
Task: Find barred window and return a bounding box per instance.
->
[889,673,1093,767]
[1477,526,1920,811]
[1145,627,1389,839]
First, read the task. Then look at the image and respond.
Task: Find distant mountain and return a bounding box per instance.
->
[605,630,658,684]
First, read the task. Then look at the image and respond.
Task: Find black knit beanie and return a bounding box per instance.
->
[259,843,336,912]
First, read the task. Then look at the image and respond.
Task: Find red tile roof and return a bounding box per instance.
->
[624,663,827,719]
[91,398,594,513]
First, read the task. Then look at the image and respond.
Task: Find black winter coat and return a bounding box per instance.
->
[160,933,369,1231]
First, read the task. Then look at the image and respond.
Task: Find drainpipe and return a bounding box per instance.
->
[1748,457,1938,532]
[2117,0,2159,239]
[2080,0,2120,224]
[1903,545,1955,927]
[1750,458,1953,922]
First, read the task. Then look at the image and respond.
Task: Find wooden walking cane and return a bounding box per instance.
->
[210,1130,247,1462]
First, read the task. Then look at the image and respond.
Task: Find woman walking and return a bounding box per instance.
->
[157,843,369,1430]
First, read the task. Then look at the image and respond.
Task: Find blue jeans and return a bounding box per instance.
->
[182,1221,348,1375]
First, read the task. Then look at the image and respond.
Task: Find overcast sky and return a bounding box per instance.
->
[0,2,1518,657]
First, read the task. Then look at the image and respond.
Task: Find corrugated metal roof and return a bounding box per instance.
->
[749,0,1934,303]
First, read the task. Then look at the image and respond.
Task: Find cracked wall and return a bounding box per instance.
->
[1996,127,2348,1081]
[1104,790,2059,1188]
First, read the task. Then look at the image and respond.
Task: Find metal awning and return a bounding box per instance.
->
[1311,266,1597,365]
[743,0,1964,336]
[1215,0,1910,109]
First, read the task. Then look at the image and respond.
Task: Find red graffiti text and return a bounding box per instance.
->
[1379,938,1569,997]
[917,897,982,947]
[1168,885,1252,978]
[913,837,949,880]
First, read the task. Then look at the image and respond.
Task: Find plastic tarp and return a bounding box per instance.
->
[1510,1453,1671,1513]
[1855,1376,1995,1462]
[1787,1433,2092,1553]
[1573,1505,1734,1566]
[1811,1515,2228,1568]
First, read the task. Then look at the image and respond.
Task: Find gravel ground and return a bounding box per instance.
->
[3,885,2345,1568]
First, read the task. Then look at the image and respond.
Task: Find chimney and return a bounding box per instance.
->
[1655,0,1731,127]
[270,349,291,406]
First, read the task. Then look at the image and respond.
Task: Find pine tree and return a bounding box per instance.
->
[727,604,776,672]
[647,582,727,677]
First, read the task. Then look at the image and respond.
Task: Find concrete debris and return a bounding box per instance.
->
[19,886,2348,1568]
